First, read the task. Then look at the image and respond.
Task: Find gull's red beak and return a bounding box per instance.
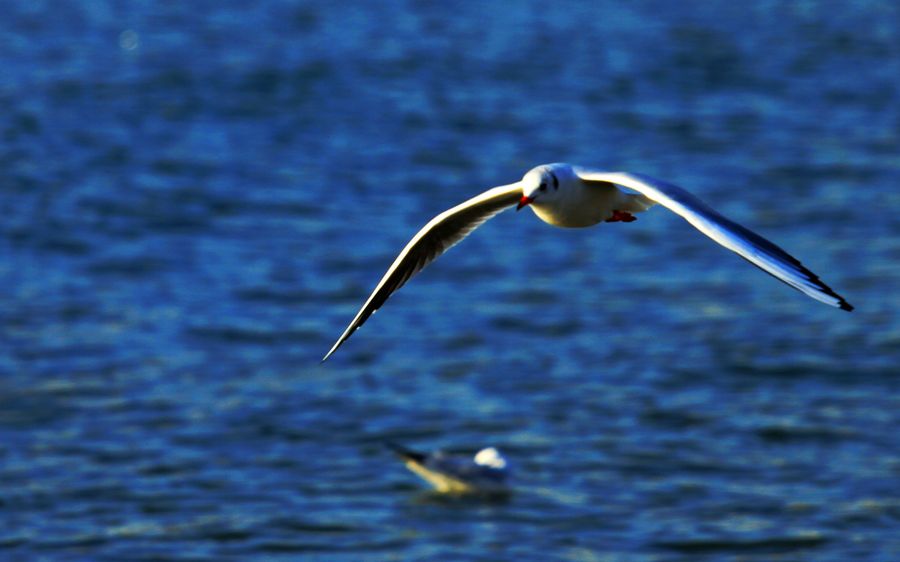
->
[516,195,534,211]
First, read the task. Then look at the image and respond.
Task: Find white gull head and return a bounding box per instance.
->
[473,447,507,470]
[517,163,572,211]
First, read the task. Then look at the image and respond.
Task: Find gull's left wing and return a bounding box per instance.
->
[386,442,472,493]
[575,167,853,311]
[323,182,523,361]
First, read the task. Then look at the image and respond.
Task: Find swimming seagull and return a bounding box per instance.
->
[323,163,853,360]
[387,442,510,494]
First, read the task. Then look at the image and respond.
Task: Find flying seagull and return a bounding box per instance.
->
[387,442,510,494]
[324,163,853,360]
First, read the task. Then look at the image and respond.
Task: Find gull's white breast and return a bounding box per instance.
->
[529,179,620,228]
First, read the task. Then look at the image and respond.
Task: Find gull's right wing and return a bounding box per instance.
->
[323,182,523,361]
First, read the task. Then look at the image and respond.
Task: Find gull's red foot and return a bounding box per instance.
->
[605,210,637,223]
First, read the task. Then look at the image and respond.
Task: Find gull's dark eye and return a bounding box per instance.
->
[538,183,547,192]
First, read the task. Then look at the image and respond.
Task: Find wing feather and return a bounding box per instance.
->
[323,182,523,360]
[575,168,853,311]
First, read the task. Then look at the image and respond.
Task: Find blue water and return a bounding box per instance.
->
[2,2,898,560]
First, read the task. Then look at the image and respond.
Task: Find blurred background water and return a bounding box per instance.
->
[1,1,898,560]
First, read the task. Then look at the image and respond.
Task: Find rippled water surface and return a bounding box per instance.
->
[2,2,899,560]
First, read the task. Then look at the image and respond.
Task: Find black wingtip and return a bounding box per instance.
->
[839,301,854,312]
[321,338,344,363]
[384,441,426,463]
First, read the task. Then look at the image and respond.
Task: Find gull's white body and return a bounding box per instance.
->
[519,163,654,227]
[323,163,852,360]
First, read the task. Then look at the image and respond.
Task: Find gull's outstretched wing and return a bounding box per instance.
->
[575,167,853,311]
[323,182,523,361]
[385,443,471,493]
[385,441,428,464]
